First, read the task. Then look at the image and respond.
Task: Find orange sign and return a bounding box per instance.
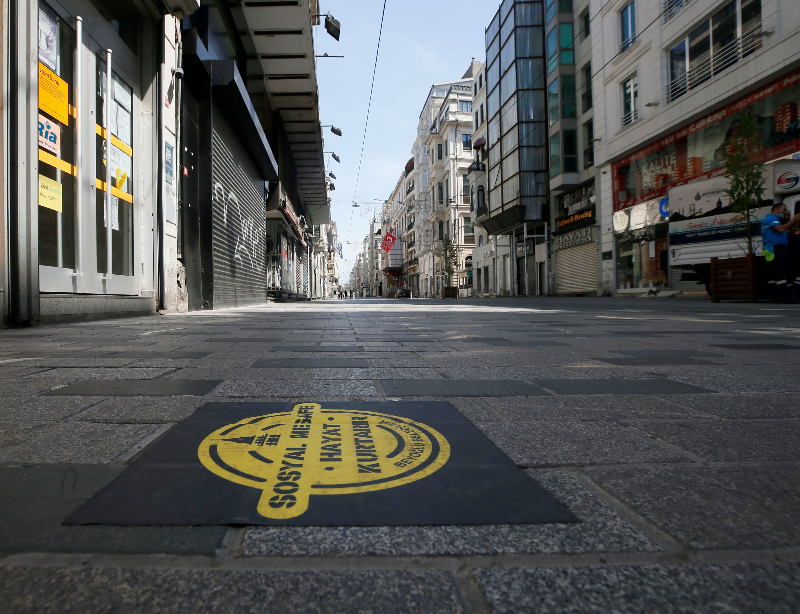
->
[38,62,69,125]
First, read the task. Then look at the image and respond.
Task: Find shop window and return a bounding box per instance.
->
[562,75,576,118]
[548,78,559,126]
[37,4,76,270]
[96,56,134,276]
[550,133,561,178]
[620,2,636,52]
[621,75,638,127]
[667,0,761,103]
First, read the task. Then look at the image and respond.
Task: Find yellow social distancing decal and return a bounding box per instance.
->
[198,403,450,519]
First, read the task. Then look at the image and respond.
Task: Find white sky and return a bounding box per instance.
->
[314,0,499,281]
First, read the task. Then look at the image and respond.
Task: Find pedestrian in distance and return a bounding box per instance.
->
[761,203,800,303]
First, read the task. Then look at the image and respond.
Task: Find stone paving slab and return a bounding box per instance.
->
[45,379,223,397]
[533,378,717,395]
[586,466,800,550]
[484,395,707,421]
[251,358,369,368]
[475,563,800,614]
[380,379,549,397]
[478,422,691,467]
[662,393,800,418]
[0,568,464,614]
[271,346,365,352]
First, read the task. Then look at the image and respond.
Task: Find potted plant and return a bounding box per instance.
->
[710,114,768,303]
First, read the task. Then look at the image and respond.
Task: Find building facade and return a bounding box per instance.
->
[592,0,800,294]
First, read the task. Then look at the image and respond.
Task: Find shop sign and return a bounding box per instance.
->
[38,174,62,212]
[669,206,772,245]
[555,227,593,251]
[37,114,59,155]
[515,243,532,256]
[613,68,800,212]
[555,206,595,231]
[38,62,69,125]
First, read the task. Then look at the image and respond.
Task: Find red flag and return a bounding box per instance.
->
[381,228,397,253]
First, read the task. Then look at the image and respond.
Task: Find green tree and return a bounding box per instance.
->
[442,238,458,286]
[720,114,766,256]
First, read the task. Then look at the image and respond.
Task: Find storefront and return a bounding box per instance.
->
[30,0,168,319]
[611,68,800,292]
[553,182,598,295]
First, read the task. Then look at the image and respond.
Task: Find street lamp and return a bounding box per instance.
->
[321,125,342,136]
[325,152,340,163]
[312,12,341,41]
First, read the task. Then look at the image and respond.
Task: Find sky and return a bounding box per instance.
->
[313,0,500,283]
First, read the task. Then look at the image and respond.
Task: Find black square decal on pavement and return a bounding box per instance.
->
[66,401,577,527]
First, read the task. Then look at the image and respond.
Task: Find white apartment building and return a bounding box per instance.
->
[592,0,800,294]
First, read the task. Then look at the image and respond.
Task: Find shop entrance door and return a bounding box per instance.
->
[37,2,142,296]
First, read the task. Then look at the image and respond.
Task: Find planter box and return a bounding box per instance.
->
[710,254,769,302]
[442,287,458,299]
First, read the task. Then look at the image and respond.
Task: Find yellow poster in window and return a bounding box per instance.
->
[38,174,62,212]
[38,62,69,125]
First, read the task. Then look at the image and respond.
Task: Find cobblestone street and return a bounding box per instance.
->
[1,297,799,613]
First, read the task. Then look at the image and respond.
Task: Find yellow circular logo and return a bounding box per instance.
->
[198,403,451,519]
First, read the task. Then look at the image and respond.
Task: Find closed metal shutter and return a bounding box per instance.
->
[211,107,266,308]
[556,242,597,293]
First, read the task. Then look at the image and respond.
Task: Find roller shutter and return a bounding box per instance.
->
[556,242,597,293]
[211,107,267,308]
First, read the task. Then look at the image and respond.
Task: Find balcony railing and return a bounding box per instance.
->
[409,257,419,266]
[621,108,639,128]
[463,235,475,245]
[462,194,470,204]
[406,182,415,195]
[583,146,594,169]
[408,240,415,249]
[407,202,414,212]
[620,34,636,54]
[668,25,762,104]
[407,221,414,231]
[468,160,486,174]
[475,204,488,218]
[664,0,692,23]
[582,88,593,113]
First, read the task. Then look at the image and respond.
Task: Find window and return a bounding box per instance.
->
[479,73,483,90]
[475,112,479,130]
[548,78,559,126]
[422,144,429,158]
[423,168,429,186]
[550,133,561,177]
[438,182,444,204]
[560,23,574,65]
[582,64,593,112]
[480,104,484,124]
[622,75,638,126]
[459,100,473,113]
[439,221,444,240]
[437,143,443,160]
[563,129,578,172]
[582,10,590,38]
[445,139,449,157]
[621,2,636,51]
[562,75,576,118]
[462,134,472,150]
[474,83,478,97]
[463,175,470,202]
[445,179,450,203]
[477,186,486,209]
[545,0,556,23]
[478,235,484,246]
[584,120,594,168]
[667,0,762,103]
[446,220,450,240]
[546,28,558,73]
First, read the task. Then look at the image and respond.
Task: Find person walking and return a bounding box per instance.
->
[762,203,800,303]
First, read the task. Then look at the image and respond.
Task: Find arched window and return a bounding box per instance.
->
[478,235,484,247]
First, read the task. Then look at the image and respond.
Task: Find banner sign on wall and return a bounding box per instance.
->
[381,228,397,253]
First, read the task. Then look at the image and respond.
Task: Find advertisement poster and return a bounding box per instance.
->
[613,69,800,211]
[38,5,58,71]
[38,62,69,125]
[38,113,60,155]
[38,174,62,212]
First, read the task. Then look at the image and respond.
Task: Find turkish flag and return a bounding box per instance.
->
[381,228,397,253]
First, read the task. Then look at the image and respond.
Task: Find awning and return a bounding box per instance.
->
[472,136,486,149]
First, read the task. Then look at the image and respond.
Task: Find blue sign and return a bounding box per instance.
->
[659,198,669,218]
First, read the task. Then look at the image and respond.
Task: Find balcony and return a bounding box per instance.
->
[621,108,639,128]
[409,257,419,266]
[583,146,594,169]
[667,25,762,103]
[407,202,414,212]
[407,221,414,231]
[406,181,415,195]
[468,160,486,174]
[475,204,488,219]
[582,88,593,114]
[408,239,415,249]
[463,235,475,245]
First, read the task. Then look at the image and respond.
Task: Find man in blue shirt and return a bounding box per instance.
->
[761,203,800,302]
